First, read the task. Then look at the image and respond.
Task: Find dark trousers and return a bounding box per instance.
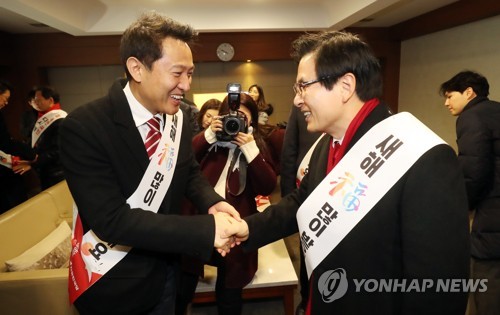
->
[176,263,243,315]
[298,248,309,310]
[471,258,500,315]
[175,271,198,315]
[0,170,27,214]
[148,265,176,315]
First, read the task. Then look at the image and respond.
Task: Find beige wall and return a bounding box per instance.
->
[48,60,297,125]
[188,60,297,125]
[399,15,500,152]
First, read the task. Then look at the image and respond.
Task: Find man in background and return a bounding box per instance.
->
[17,86,67,190]
[0,80,36,213]
[440,70,500,315]
[280,104,321,315]
[180,97,200,136]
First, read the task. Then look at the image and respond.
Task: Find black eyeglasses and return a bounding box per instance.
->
[293,76,332,96]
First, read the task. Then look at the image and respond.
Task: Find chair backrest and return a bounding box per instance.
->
[44,180,74,223]
[0,181,74,272]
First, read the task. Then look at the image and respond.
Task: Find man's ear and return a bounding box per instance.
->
[126,57,144,83]
[339,73,356,103]
[465,86,477,100]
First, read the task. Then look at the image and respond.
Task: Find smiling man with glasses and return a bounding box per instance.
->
[292,75,332,96]
[229,31,470,315]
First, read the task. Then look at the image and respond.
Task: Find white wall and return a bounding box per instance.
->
[48,60,297,125]
[399,15,500,152]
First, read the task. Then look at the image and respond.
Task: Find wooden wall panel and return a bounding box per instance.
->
[2,29,400,138]
[390,0,500,41]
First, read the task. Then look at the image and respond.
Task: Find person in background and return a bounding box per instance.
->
[247,83,274,124]
[229,30,470,314]
[248,84,284,174]
[180,97,200,136]
[17,86,66,190]
[440,70,500,315]
[197,98,221,130]
[176,93,277,315]
[58,11,241,315]
[176,97,221,314]
[280,105,322,196]
[280,105,321,315]
[258,103,273,125]
[0,80,36,213]
[19,89,38,144]
[248,84,276,126]
[248,83,268,114]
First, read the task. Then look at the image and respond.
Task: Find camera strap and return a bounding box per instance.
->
[226,148,247,196]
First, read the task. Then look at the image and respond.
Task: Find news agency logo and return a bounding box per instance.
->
[317,268,349,302]
[317,268,488,304]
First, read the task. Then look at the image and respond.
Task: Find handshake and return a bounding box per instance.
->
[209,201,250,256]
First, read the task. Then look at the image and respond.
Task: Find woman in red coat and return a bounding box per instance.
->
[176,93,277,315]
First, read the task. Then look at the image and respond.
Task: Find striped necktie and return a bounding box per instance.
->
[144,117,161,159]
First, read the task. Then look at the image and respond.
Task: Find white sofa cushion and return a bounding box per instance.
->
[5,222,71,272]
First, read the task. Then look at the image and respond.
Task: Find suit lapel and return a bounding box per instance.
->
[109,80,149,171]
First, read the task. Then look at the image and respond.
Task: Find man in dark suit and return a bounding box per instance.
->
[0,80,36,213]
[440,70,500,315]
[280,105,321,315]
[59,12,240,314]
[231,31,470,314]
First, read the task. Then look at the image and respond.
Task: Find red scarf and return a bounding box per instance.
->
[326,98,380,173]
[307,98,380,315]
[38,103,62,118]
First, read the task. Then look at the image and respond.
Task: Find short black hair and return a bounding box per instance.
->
[34,85,61,103]
[439,70,489,97]
[290,31,382,101]
[120,11,198,80]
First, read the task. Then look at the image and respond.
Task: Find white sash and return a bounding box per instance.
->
[31,109,67,147]
[68,113,183,303]
[0,150,12,169]
[297,112,445,277]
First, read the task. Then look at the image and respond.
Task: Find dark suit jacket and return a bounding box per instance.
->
[59,80,223,314]
[0,111,35,213]
[244,103,470,314]
[32,117,65,189]
[280,105,321,196]
[456,96,500,259]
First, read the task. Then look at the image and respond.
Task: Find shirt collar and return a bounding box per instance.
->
[332,136,344,146]
[123,82,162,127]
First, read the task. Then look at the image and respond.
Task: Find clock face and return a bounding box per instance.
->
[216,43,235,61]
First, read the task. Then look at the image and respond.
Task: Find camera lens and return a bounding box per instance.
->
[224,117,241,135]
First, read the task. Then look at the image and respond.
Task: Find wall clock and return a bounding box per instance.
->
[216,43,235,62]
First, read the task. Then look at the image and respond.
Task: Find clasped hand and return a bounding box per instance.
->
[209,201,249,257]
[12,160,32,175]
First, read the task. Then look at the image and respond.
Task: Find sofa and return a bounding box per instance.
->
[0,180,78,315]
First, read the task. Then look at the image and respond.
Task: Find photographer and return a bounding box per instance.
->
[176,89,277,315]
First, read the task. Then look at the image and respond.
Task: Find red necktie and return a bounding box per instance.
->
[326,140,341,173]
[144,117,161,159]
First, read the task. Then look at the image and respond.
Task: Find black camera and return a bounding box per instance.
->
[216,83,247,141]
